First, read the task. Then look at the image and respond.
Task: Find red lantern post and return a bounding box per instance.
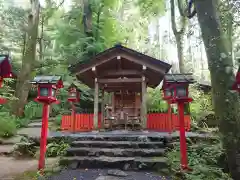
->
[162,73,194,171]
[30,76,63,172]
[67,83,80,133]
[232,66,240,93]
[0,55,16,104]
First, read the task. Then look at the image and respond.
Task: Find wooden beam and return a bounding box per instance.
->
[92,66,97,76]
[103,88,141,92]
[101,89,105,129]
[100,70,142,77]
[98,78,142,84]
[120,53,166,74]
[141,75,147,129]
[112,92,115,113]
[93,78,99,129]
[142,65,147,70]
[102,85,140,89]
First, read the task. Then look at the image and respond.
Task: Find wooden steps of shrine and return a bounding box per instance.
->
[60,134,171,171]
[65,147,166,157]
[71,140,169,149]
[60,156,167,170]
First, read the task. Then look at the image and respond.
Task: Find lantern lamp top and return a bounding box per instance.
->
[162,73,195,89]
[30,75,64,88]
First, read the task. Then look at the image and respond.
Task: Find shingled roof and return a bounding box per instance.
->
[164,73,195,83]
[30,76,62,84]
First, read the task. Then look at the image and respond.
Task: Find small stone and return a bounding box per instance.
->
[123,163,130,171]
[138,163,147,169]
[107,169,128,177]
[95,176,120,180]
[69,162,79,169]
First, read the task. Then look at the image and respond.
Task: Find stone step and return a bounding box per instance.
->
[71,140,168,149]
[60,156,168,170]
[59,135,170,142]
[66,147,166,157]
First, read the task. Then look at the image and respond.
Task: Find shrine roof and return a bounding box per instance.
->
[69,44,171,74]
[68,44,172,90]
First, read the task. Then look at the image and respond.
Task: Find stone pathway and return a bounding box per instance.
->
[0,121,53,179]
[0,157,58,179]
[46,169,170,180]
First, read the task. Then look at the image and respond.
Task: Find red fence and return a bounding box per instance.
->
[61,113,191,132]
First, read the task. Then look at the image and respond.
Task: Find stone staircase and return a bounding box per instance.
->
[60,132,172,171]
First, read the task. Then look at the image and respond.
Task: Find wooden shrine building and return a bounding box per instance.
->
[69,44,171,130]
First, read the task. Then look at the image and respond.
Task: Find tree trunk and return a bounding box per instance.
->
[170,0,187,73]
[194,0,240,179]
[82,0,95,58]
[175,34,185,73]
[14,0,40,116]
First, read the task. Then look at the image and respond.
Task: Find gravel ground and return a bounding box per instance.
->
[46,169,171,180]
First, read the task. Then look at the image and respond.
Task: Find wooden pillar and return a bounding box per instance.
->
[141,75,147,129]
[101,89,105,129]
[94,78,99,129]
[112,92,115,113]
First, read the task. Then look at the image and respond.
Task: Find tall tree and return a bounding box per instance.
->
[14,0,40,116]
[193,0,240,179]
[170,0,187,73]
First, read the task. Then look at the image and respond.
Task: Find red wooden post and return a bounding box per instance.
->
[0,78,3,88]
[71,103,76,133]
[38,103,49,171]
[178,101,188,170]
[167,104,172,133]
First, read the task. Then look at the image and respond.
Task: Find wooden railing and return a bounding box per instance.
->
[61,113,191,132]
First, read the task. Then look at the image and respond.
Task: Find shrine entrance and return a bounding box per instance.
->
[69,44,171,130]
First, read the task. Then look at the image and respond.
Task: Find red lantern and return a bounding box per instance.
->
[67,84,80,103]
[162,74,194,103]
[29,75,63,172]
[67,84,80,133]
[0,55,16,103]
[30,76,63,104]
[0,55,16,79]
[162,73,195,171]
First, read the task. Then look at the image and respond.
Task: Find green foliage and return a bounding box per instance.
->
[14,117,30,128]
[24,101,42,119]
[147,88,168,113]
[54,114,62,126]
[189,86,213,117]
[0,112,17,137]
[46,141,69,157]
[189,86,214,129]
[167,139,231,180]
[136,0,165,17]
